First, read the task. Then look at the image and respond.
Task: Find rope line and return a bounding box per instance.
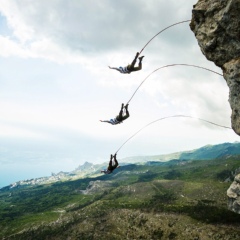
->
[115,115,232,154]
[113,20,226,155]
[139,20,191,55]
[126,64,223,105]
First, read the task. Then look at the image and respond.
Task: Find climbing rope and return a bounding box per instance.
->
[112,21,227,156]
[115,115,232,154]
[139,20,191,55]
[126,64,223,105]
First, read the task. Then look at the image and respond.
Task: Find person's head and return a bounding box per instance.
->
[117,166,121,168]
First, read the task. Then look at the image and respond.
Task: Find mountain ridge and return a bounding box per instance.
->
[121,141,240,163]
[2,141,240,190]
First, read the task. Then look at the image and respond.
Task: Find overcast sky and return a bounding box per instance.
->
[0,0,239,187]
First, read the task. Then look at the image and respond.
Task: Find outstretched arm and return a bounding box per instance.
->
[108,66,121,72]
[100,120,112,124]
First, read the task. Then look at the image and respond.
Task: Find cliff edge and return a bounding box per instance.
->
[190,0,240,214]
[190,0,240,135]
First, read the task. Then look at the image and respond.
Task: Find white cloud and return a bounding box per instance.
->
[0,0,34,42]
[0,35,30,57]
[0,0,196,55]
[0,0,239,186]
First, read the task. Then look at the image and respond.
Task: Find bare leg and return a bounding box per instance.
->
[116,103,124,121]
[108,154,113,170]
[125,105,130,118]
[127,52,140,71]
[113,154,119,167]
[121,104,130,121]
[131,56,144,72]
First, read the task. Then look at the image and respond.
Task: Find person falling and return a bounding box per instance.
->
[108,52,144,74]
[101,153,120,174]
[100,103,129,125]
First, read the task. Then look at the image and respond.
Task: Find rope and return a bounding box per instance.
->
[115,115,232,154]
[139,20,191,55]
[126,64,223,105]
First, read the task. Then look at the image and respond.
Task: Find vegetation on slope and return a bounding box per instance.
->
[1,156,240,239]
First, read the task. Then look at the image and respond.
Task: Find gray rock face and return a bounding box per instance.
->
[190,0,240,135]
[227,174,240,214]
[81,180,113,195]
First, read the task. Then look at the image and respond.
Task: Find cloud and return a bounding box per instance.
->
[0,0,195,55]
[0,0,229,127]
[0,0,238,186]
[0,35,30,57]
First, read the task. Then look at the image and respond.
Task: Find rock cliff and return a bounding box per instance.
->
[190,0,240,214]
[190,0,240,135]
[227,174,240,214]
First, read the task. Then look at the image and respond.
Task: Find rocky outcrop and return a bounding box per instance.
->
[190,0,240,135]
[80,180,113,195]
[227,174,240,214]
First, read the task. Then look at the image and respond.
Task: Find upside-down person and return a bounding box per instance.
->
[108,52,144,74]
[101,154,120,174]
[100,103,129,125]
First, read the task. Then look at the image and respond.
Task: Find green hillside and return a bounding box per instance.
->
[121,142,240,163]
[179,142,240,160]
[1,155,240,239]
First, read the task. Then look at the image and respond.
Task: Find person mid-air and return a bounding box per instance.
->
[109,52,144,74]
[101,154,120,174]
[100,103,129,125]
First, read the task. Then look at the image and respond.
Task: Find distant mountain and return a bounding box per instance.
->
[2,142,240,190]
[121,142,240,163]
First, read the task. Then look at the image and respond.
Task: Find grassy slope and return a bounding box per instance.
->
[121,142,240,163]
[1,156,240,239]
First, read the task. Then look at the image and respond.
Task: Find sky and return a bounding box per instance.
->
[0,0,239,187]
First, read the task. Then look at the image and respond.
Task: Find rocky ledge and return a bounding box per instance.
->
[190,0,240,214]
[190,0,240,135]
[227,174,240,214]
